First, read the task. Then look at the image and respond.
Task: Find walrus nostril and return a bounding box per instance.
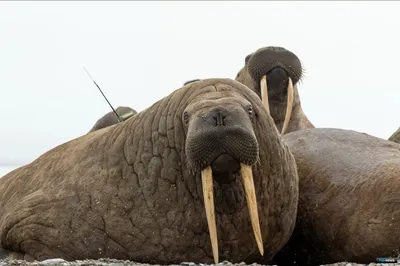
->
[212,111,227,126]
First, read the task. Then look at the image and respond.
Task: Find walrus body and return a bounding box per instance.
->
[389,127,400,144]
[89,106,137,132]
[0,79,298,264]
[272,128,400,265]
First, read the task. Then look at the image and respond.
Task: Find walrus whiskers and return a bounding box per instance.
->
[260,75,294,135]
[201,164,264,264]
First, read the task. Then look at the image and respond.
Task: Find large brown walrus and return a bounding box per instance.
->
[184,46,314,135]
[0,78,299,264]
[89,106,137,133]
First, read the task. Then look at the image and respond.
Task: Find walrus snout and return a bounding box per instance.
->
[247,46,302,85]
[185,106,259,172]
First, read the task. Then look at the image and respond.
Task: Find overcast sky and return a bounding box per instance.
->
[1,1,400,172]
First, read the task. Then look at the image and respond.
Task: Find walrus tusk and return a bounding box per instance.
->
[201,164,263,262]
[240,163,264,256]
[260,75,270,115]
[201,166,219,264]
[280,77,294,135]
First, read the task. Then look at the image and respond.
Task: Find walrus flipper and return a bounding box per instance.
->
[0,248,30,260]
[0,247,7,259]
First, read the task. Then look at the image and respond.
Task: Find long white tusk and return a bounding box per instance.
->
[201,166,219,264]
[280,77,294,135]
[240,163,264,256]
[260,75,270,115]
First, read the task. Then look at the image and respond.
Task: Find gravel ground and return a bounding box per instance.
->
[0,259,399,266]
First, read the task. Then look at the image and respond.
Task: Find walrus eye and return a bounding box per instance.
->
[247,104,253,117]
[183,111,189,125]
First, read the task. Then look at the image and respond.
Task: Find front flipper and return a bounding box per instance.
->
[0,247,35,261]
[0,247,66,264]
[0,247,7,259]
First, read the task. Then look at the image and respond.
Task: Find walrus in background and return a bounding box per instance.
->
[389,127,400,143]
[88,106,137,132]
[0,78,299,265]
[184,46,314,135]
[235,46,314,135]
[230,46,400,264]
[271,128,400,265]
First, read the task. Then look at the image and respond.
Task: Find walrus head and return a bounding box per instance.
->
[236,46,306,134]
[182,87,264,263]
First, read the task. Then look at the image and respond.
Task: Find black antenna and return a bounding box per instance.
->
[83,66,121,122]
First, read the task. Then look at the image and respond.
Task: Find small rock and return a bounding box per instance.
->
[40,258,66,264]
[180,262,196,266]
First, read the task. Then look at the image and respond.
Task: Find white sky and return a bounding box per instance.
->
[1,1,400,169]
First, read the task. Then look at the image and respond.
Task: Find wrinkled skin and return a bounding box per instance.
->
[271,128,400,265]
[0,78,299,264]
[389,127,400,143]
[235,46,314,134]
[89,106,137,132]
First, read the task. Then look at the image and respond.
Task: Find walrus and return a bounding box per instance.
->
[184,46,314,135]
[89,106,137,133]
[235,46,314,134]
[389,127,400,143]
[270,128,400,265]
[0,78,299,264]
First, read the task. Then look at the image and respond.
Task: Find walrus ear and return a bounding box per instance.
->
[183,79,201,86]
